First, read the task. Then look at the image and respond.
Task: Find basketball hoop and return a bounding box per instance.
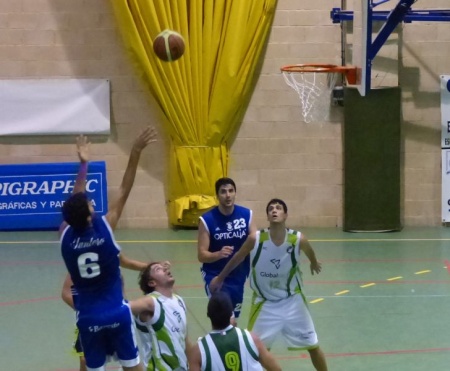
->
[281,64,357,123]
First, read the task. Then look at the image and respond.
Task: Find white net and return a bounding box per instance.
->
[282,69,339,123]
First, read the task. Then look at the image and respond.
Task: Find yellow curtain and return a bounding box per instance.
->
[111,0,277,226]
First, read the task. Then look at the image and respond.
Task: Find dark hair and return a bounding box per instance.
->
[62,192,91,230]
[215,178,236,195]
[138,262,161,294]
[266,198,288,214]
[207,292,233,330]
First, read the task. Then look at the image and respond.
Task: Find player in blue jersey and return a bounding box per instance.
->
[197,177,256,323]
[60,127,157,371]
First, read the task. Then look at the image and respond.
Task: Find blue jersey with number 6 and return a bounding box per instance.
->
[61,215,140,369]
[60,215,123,313]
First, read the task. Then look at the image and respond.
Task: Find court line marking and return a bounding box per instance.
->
[1,259,446,266]
[308,280,447,284]
[445,260,450,273]
[360,283,376,288]
[308,294,450,298]
[4,237,448,363]
[387,276,402,281]
[2,243,448,309]
[4,278,449,306]
[309,298,324,304]
[53,347,450,367]
[310,238,450,242]
[308,262,446,304]
[415,270,431,275]
[153,295,450,300]
[168,294,450,299]
[0,296,60,306]
[3,293,450,307]
[335,290,349,295]
[276,347,450,360]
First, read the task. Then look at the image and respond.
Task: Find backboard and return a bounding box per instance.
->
[352,0,372,96]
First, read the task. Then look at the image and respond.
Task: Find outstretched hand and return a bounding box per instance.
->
[76,135,90,163]
[133,126,157,152]
[310,261,322,275]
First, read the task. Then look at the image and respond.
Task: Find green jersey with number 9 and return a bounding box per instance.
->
[198,325,263,371]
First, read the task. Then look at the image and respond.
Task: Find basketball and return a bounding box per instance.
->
[153,29,185,62]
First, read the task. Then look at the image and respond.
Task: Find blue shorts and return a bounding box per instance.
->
[77,302,140,369]
[203,274,245,318]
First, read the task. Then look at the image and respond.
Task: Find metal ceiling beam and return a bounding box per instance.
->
[331,8,450,23]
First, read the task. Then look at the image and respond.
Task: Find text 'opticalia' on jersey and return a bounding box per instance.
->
[200,205,252,282]
[213,218,248,240]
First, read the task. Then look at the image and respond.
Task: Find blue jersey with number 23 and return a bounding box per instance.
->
[200,205,252,286]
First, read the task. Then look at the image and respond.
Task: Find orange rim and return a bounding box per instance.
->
[281,64,357,85]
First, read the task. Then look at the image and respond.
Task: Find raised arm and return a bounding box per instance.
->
[119,255,171,273]
[58,135,90,236]
[252,332,282,371]
[72,135,90,194]
[106,126,157,229]
[209,233,256,292]
[300,234,322,275]
[119,253,148,271]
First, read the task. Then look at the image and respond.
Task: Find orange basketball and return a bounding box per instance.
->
[153,30,185,62]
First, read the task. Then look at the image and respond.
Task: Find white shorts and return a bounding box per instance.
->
[248,293,318,350]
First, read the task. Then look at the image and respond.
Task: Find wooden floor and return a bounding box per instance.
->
[1,227,450,371]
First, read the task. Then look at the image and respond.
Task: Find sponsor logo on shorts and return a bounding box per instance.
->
[300,331,314,339]
[89,322,120,333]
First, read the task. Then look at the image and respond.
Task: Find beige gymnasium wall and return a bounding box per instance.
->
[0,0,448,229]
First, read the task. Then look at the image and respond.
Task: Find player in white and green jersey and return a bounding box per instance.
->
[189,292,281,371]
[130,262,190,371]
[249,226,303,301]
[210,199,328,371]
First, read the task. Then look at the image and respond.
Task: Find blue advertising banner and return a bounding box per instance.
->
[0,161,108,231]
